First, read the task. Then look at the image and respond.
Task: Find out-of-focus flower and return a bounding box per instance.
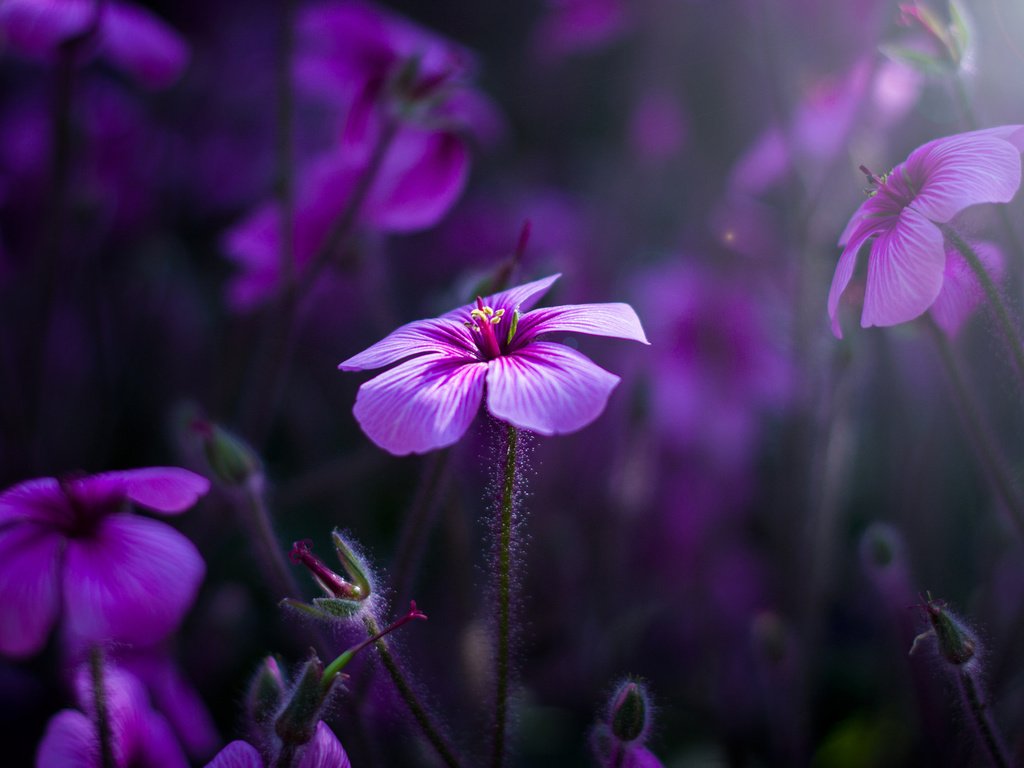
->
[204,722,350,768]
[0,468,208,657]
[339,274,648,455]
[36,659,188,768]
[533,0,629,60]
[591,679,664,768]
[929,240,1003,336]
[828,126,1024,337]
[0,0,189,89]
[628,89,688,162]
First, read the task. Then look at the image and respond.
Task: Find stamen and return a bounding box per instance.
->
[289,540,362,600]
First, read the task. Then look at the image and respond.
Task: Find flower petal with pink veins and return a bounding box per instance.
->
[352,354,488,455]
[35,710,99,768]
[203,741,264,768]
[339,318,476,371]
[77,468,210,516]
[297,721,352,768]
[486,342,620,435]
[0,523,62,658]
[862,207,945,328]
[514,303,649,346]
[63,514,204,647]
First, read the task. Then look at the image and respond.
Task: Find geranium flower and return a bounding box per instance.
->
[0,0,189,89]
[930,240,1004,337]
[0,468,208,658]
[36,661,188,768]
[339,274,648,455]
[204,722,349,768]
[827,125,1024,338]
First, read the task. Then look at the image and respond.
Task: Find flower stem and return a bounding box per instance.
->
[361,613,463,768]
[940,223,1024,382]
[958,668,1011,768]
[491,423,518,768]
[89,647,116,768]
[390,450,451,604]
[924,317,1024,538]
[241,477,304,604]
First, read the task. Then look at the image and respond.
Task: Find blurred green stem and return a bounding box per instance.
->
[959,668,1011,768]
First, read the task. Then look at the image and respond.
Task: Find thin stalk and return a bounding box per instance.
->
[959,668,1011,768]
[273,743,297,768]
[491,423,518,768]
[89,647,116,768]
[940,224,1024,382]
[391,450,451,604]
[276,0,297,296]
[241,478,304,603]
[361,613,462,768]
[925,318,1024,538]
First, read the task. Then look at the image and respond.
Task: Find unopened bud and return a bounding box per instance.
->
[246,656,285,729]
[910,594,977,666]
[608,680,650,744]
[193,420,261,487]
[285,533,374,622]
[274,654,326,747]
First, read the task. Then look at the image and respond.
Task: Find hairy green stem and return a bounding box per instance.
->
[491,423,518,768]
[959,668,1011,768]
[925,318,1024,538]
[361,614,462,768]
[89,647,116,768]
[940,224,1024,382]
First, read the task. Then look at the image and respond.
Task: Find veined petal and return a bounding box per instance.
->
[0,477,68,528]
[63,515,204,647]
[930,240,1004,337]
[907,133,1022,222]
[442,274,562,323]
[861,207,945,328]
[352,354,487,455]
[513,302,649,346]
[77,468,210,516]
[35,710,98,768]
[203,741,263,768]
[827,228,874,339]
[0,524,62,658]
[339,317,476,371]
[486,342,620,435]
[297,722,351,768]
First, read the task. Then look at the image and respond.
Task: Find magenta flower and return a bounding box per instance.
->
[828,125,1024,338]
[339,274,649,455]
[36,661,188,768]
[204,722,350,768]
[0,0,189,89]
[0,468,208,658]
[930,240,1004,337]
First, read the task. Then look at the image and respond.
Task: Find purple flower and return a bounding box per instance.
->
[0,0,189,89]
[0,468,209,658]
[204,722,350,768]
[339,274,648,455]
[36,661,188,768]
[930,240,1004,337]
[828,125,1024,338]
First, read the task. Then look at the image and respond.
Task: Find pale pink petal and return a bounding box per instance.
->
[0,477,69,528]
[486,342,620,435]
[451,273,561,319]
[907,133,1023,222]
[352,354,488,455]
[35,710,98,768]
[63,515,204,647]
[203,741,264,768]
[101,2,189,89]
[339,317,476,371]
[78,468,210,516]
[861,207,945,328]
[513,303,649,346]
[930,241,1004,336]
[0,523,62,657]
[827,230,873,339]
[365,129,469,232]
[297,722,351,768]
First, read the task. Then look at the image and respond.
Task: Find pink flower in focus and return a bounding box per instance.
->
[0,468,208,658]
[339,274,648,455]
[36,661,188,768]
[828,126,1024,338]
[0,0,189,89]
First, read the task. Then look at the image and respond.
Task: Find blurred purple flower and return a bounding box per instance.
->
[828,125,1024,337]
[204,722,350,768]
[0,468,208,658]
[36,660,188,768]
[339,274,648,455]
[0,0,189,89]
[930,240,1003,337]
[533,0,629,60]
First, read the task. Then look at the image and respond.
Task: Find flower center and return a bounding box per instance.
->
[859,164,893,197]
[465,297,506,359]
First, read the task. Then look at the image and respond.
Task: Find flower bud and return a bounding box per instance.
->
[284,533,374,623]
[609,680,650,744]
[193,420,262,487]
[246,656,285,729]
[922,597,977,666]
[274,654,327,747]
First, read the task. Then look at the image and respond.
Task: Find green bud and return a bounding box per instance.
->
[925,598,976,666]
[246,656,285,728]
[193,420,261,487]
[275,655,327,747]
[608,680,650,743]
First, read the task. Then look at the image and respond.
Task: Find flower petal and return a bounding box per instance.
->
[297,722,351,768]
[486,342,620,435]
[0,523,62,657]
[441,274,562,324]
[203,741,264,768]
[73,663,149,765]
[827,233,868,339]
[0,0,93,59]
[340,317,476,371]
[907,132,1023,222]
[63,515,205,647]
[135,710,190,768]
[35,710,98,768]
[930,240,1004,337]
[352,354,488,455]
[0,477,69,528]
[101,2,190,89]
[78,468,210,516]
[513,302,649,346]
[861,207,945,328]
